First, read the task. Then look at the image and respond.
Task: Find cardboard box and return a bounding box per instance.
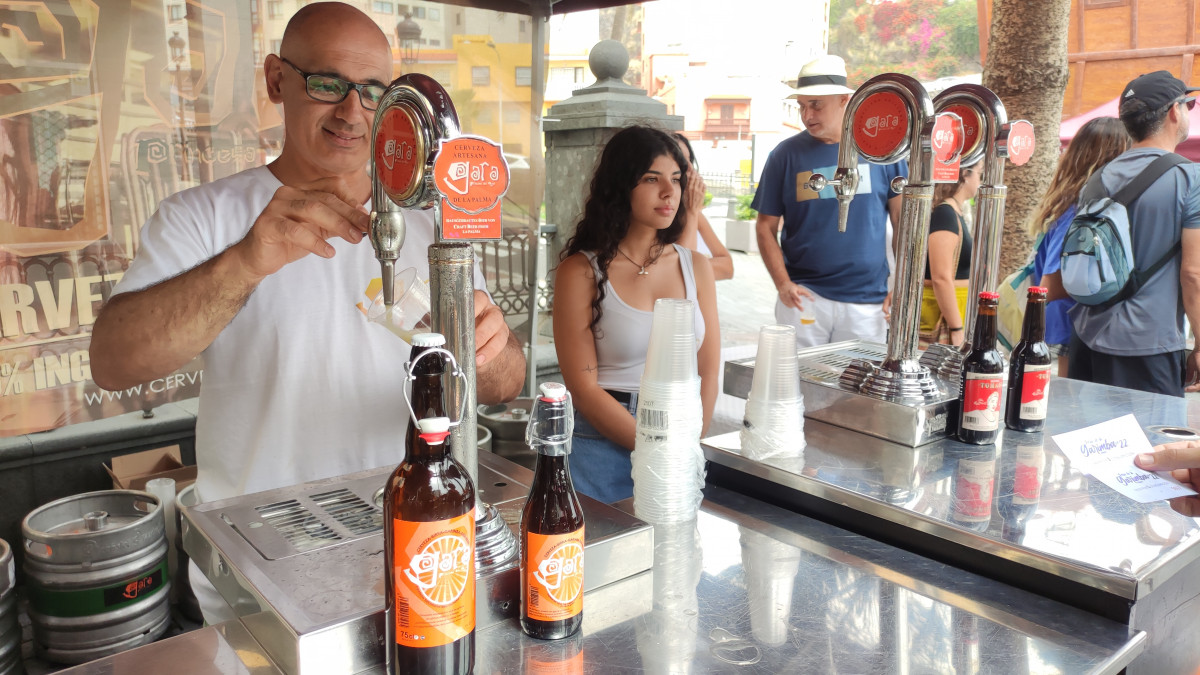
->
[105,445,196,493]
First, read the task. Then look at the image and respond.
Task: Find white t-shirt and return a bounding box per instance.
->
[113,166,485,503]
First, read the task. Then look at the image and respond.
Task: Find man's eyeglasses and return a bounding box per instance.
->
[280,57,386,110]
[1181,97,1197,112]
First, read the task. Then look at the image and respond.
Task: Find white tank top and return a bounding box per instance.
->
[585,244,707,391]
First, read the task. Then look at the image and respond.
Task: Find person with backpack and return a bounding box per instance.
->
[1046,71,1200,397]
[1027,118,1131,376]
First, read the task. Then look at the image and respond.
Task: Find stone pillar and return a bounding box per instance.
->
[543,40,683,288]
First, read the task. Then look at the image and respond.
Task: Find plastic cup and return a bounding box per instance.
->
[366,267,431,344]
[799,304,816,326]
[642,299,698,385]
[749,325,801,403]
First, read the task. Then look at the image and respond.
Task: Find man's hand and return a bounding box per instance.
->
[1186,347,1200,393]
[1134,441,1200,517]
[881,292,892,321]
[778,281,814,311]
[473,290,510,367]
[233,174,371,280]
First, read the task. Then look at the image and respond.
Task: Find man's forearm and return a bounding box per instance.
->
[1183,271,1200,351]
[755,218,791,290]
[90,247,260,390]
[476,331,526,404]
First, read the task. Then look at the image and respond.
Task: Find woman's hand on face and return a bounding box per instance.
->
[685,173,707,212]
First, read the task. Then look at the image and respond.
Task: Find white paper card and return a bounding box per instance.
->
[1051,414,1197,504]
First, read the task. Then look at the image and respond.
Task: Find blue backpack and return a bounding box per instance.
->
[1060,153,1188,308]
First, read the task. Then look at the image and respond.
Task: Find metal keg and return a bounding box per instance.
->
[21,491,171,664]
[0,538,22,675]
[173,485,201,623]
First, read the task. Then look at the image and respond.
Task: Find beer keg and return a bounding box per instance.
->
[22,491,170,664]
[0,538,21,675]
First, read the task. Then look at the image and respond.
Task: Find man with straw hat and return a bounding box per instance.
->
[751,54,904,348]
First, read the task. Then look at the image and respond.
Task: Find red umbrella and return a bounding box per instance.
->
[1060,97,1200,161]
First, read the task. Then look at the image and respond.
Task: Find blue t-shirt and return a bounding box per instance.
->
[1032,205,1076,346]
[752,131,906,303]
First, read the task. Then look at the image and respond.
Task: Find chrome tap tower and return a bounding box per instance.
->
[807,73,956,405]
[920,84,1031,389]
[368,74,517,570]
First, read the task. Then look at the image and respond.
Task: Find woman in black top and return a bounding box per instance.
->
[920,165,980,346]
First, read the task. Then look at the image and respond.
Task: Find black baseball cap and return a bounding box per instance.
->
[1120,70,1197,111]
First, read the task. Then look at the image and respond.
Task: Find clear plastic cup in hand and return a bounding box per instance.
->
[366,267,432,344]
[643,298,699,385]
[749,324,801,403]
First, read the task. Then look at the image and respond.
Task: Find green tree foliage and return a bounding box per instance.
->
[829,0,981,83]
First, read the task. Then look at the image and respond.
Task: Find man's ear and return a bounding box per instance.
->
[264,54,285,104]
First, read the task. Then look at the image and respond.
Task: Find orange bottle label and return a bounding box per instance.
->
[524,528,585,622]
[526,648,584,675]
[392,510,475,647]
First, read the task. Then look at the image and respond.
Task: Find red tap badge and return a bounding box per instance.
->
[375,105,424,204]
[852,91,909,160]
[943,103,982,158]
[433,135,508,240]
[1006,120,1036,166]
[931,112,965,184]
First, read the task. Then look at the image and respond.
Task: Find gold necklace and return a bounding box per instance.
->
[616,246,661,276]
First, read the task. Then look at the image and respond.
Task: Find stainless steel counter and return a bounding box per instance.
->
[705,376,1200,673]
[61,483,1142,674]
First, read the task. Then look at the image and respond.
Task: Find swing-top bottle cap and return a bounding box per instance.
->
[416,416,452,444]
[412,332,446,348]
[539,382,568,402]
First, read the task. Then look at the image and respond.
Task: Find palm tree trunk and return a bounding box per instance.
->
[982,0,1072,278]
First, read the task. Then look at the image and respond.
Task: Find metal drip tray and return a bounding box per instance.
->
[725,339,960,447]
[182,452,653,675]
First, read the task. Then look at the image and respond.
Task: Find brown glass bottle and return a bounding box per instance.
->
[1005,287,1052,432]
[384,333,476,675]
[958,292,1005,444]
[948,445,998,533]
[520,382,585,640]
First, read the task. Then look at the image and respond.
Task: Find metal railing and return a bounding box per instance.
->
[700,171,754,199]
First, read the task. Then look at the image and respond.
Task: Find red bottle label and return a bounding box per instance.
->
[1018,364,1051,421]
[392,510,476,647]
[1013,444,1045,505]
[954,458,996,521]
[962,373,1003,432]
[524,528,585,622]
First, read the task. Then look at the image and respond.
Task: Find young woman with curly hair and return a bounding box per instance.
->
[552,125,720,503]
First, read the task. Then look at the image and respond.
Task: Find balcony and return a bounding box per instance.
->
[702,118,751,139]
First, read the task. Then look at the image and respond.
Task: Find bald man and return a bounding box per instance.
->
[91,3,524,503]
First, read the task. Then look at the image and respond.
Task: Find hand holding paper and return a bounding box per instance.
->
[1135,440,1200,517]
[1052,414,1198,506]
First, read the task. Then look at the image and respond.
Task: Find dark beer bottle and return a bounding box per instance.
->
[1005,287,1052,432]
[958,292,1005,444]
[948,445,998,533]
[520,382,585,640]
[384,333,476,675]
[997,433,1045,543]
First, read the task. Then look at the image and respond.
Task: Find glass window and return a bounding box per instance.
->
[519,19,527,33]
[515,67,531,87]
[472,66,490,87]
[372,1,394,13]
[168,4,186,21]
[413,7,426,18]
[504,107,521,123]
[267,0,284,19]
[270,39,282,54]
[429,39,441,47]
[429,8,440,20]
[398,4,410,15]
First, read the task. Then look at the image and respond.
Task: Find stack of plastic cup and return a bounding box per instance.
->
[740,526,800,647]
[741,325,806,461]
[636,520,702,673]
[632,299,706,524]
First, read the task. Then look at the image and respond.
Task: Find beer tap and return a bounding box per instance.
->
[368,74,518,572]
[921,85,1034,388]
[369,74,459,306]
[806,73,950,403]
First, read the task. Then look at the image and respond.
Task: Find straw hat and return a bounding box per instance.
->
[787,55,854,98]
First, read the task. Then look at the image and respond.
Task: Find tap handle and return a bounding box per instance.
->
[805,172,832,192]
